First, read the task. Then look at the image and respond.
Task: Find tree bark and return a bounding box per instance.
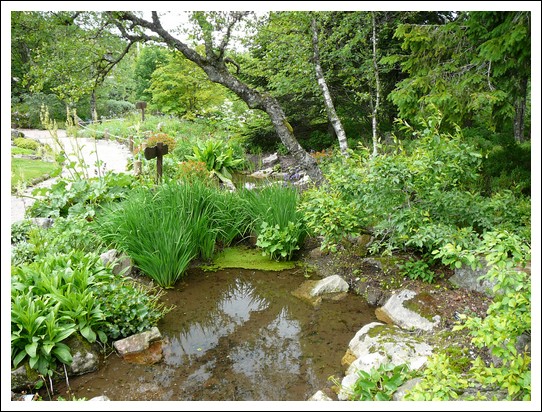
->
[371,12,381,158]
[513,77,528,143]
[311,18,349,157]
[110,11,324,185]
[90,90,97,123]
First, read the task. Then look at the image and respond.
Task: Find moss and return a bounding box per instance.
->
[402,292,440,321]
[200,246,296,272]
[371,256,401,274]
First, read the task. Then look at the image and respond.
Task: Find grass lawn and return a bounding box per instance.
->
[11,157,59,191]
[11,147,35,156]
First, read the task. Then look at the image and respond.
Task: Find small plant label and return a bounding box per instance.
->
[144,142,168,182]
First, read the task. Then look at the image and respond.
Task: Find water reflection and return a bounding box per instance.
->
[162,278,270,367]
[54,268,378,401]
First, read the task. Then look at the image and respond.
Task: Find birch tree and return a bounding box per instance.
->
[311,17,349,157]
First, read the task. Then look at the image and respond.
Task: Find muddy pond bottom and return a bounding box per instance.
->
[56,267,377,401]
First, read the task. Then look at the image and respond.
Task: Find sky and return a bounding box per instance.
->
[1,2,541,411]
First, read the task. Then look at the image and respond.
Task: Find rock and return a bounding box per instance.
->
[375,289,440,332]
[89,395,111,401]
[392,377,422,401]
[12,129,25,139]
[262,152,279,167]
[249,167,274,179]
[65,335,101,376]
[10,364,40,393]
[100,249,132,276]
[310,275,349,297]
[31,217,54,229]
[308,390,333,401]
[114,327,163,364]
[339,322,433,400]
[364,285,387,306]
[449,258,497,296]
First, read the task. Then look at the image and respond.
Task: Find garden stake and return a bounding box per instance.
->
[144,142,168,183]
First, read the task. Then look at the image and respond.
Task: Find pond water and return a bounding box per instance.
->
[53,267,377,401]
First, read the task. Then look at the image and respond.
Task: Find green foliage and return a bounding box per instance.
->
[399,258,439,283]
[28,172,136,219]
[11,219,35,244]
[186,139,246,186]
[349,363,411,401]
[177,160,213,185]
[12,146,36,156]
[13,137,41,151]
[242,184,306,261]
[300,184,361,253]
[11,293,76,377]
[405,353,470,400]
[11,216,104,267]
[408,231,531,401]
[147,49,227,117]
[388,11,530,139]
[94,184,198,288]
[256,221,304,261]
[94,280,172,340]
[299,110,530,256]
[11,248,171,377]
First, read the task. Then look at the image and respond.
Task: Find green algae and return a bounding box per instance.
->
[200,246,296,272]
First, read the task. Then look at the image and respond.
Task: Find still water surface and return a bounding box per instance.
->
[55,267,377,401]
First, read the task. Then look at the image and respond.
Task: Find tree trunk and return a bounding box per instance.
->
[311,18,349,157]
[90,90,98,123]
[371,12,381,158]
[513,77,528,142]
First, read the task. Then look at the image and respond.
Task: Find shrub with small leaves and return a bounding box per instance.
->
[13,137,40,151]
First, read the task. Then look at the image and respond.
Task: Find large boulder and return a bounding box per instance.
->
[338,322,433,400]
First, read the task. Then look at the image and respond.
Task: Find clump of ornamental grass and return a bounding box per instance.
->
[94,183,199,288]
[94,179,252,287]
[240,183,307,260]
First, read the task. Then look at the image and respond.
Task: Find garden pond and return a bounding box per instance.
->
[52,265,378,401]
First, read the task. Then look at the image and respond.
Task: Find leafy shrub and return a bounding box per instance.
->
[28,172,137,219]
[13,137,40,151]
[256,221,304,261]
[96,99,135,119]
[11,242,36,267]
[399,258,439,283]
[349,363,411,401]
[11,292,76,377]
[11,219,34,244]
[177,160,213,185]
[143,132,177,152]
[94,281,172,340]
[408,231,531,401]
[11,249,172,378]
[299,111,530,255]
[12,92,66,128]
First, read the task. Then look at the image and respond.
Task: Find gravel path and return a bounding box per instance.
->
[11,129,132,223]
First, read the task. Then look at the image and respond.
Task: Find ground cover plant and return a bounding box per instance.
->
[10,214,172,390]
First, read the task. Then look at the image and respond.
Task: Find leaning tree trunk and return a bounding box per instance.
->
[311,18,349,157]
[111,11,325,185]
